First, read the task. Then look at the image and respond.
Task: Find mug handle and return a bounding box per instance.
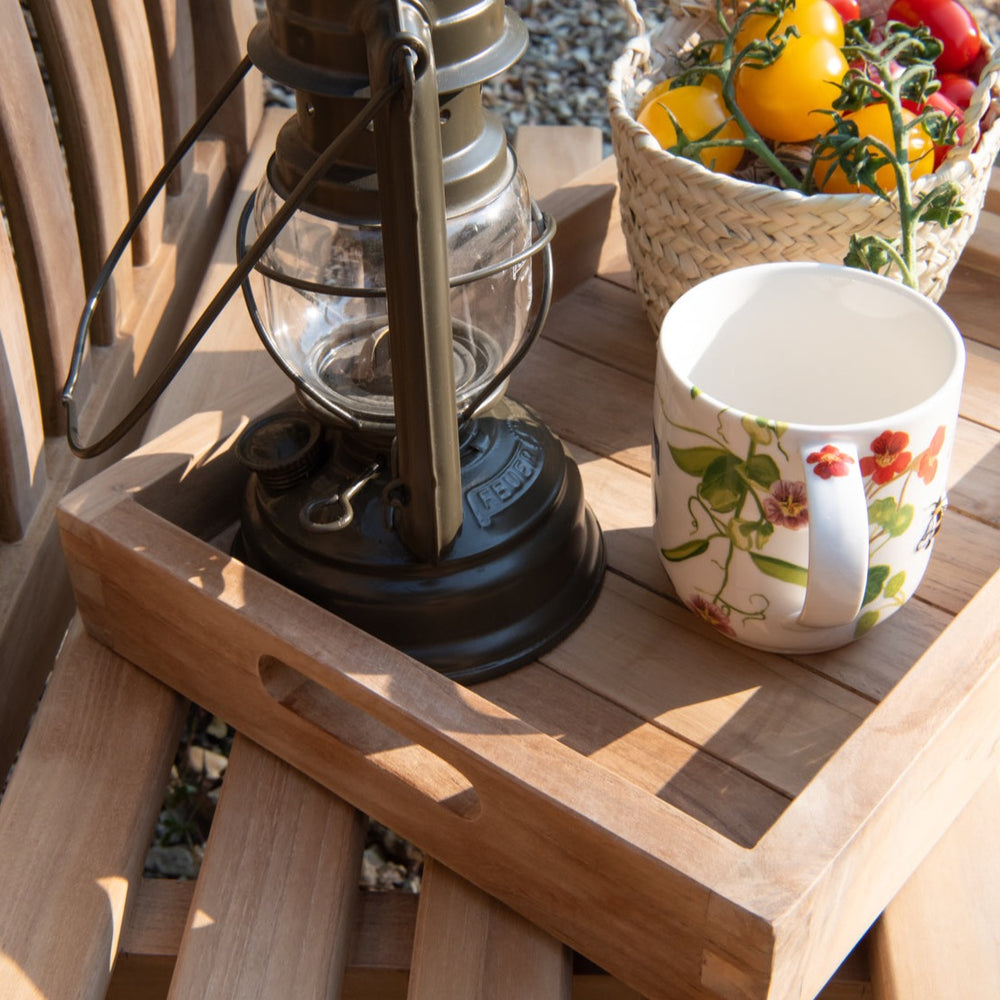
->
[798,442,869,629]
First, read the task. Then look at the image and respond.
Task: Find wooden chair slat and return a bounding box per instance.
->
[0,619,185,1000]
[143,0,197,193]
[166,736,366,999]
[0,209,47,541]
[189,0,263,180]
[0,0,87,430]
[91,0,167,265]
[26,0,133,347]
[408,859,573,999]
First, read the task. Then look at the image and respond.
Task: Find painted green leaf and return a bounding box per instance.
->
[863,564,891,606]
[869,498,897,528]
[742,454,781,489]
[883,570,906,599]
[750,553,808,587]
[869,497,915,537]
[699,454,746,513]
[855,609,880,637]
[661,538,711,561]
[668,444,729,477]
[888,503,914,537]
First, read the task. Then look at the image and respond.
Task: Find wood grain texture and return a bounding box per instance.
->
[870,770,1000,999]
[0,3,253,779]
[140,108,289,443]
[27,0,133,345]
[516,124,604,200]
[0,209,46,541]
[189,0,262,178]
[54,417,1000,998]
[142,0,197,193]
[110,877,870,1000]
[92,0,167,264]
[55,152,1000,998]
[12,97,995,1000]
[408,859,572,1000]
[0,0,87,429]
[0,620,185,1000]
[166,736,366,999]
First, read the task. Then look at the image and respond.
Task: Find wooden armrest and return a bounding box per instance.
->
[0,620,185,1000]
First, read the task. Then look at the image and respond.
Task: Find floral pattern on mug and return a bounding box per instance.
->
[807,445,855,478]
[854,425,947,636]
[657,392,949,640]
[762,480,809,530]
[687,596,738,638]
[860,431,912,484]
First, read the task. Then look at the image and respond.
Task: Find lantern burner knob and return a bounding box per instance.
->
[236,411,327,492]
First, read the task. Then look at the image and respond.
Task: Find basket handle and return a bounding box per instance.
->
[617,0,650,70]
[961,49,1000,150]
[619,0,645,38]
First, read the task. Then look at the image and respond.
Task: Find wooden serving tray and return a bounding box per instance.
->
[58,160,1000,1000]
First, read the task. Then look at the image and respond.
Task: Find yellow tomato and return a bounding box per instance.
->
[734,34,849,143]
[810,103,935,193]
[637,82,745,174]
[736,0,846,50]
[637,80,674,116]
[637,71,721,119]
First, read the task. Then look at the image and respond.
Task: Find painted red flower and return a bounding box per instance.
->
[917,426,946,485]
[762,479,809,529]
[807,445,855,479]
[687,596,737,637]
[860,430,912,485]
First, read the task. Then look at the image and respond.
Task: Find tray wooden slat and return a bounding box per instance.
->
[57,161,1000,1000]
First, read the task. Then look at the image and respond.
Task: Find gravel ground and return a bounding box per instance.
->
[482,0,661,150]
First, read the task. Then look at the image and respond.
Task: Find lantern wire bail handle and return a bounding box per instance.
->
[61,53,407,459]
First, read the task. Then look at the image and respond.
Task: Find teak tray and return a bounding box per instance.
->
[58,159,1000,1000]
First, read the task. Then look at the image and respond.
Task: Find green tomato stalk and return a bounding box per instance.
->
[812,18,965,287]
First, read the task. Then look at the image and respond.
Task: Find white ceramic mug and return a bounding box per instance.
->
[653,262,965,653]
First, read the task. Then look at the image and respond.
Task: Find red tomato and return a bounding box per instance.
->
[735,34,849,143]
[826,0,861,21]
[937,71,978,109]
[811,103,935,193]
[637,83,746,174]
[887,0,982,73]
[918,90,968,166]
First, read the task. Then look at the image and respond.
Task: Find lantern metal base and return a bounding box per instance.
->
[234,398,605,684]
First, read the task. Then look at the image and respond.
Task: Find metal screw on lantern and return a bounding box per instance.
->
[62,0,605,683]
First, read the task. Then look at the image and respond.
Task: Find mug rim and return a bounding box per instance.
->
[656,262,966,435]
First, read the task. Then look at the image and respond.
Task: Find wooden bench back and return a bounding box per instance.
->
[0,0,262,777]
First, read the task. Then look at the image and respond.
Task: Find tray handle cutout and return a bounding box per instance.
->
[258,654,482,821]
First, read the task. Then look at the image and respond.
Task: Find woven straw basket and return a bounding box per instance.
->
[607,0,1000,332]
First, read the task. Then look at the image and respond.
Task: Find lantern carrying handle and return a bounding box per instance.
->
[60,56,409,458]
